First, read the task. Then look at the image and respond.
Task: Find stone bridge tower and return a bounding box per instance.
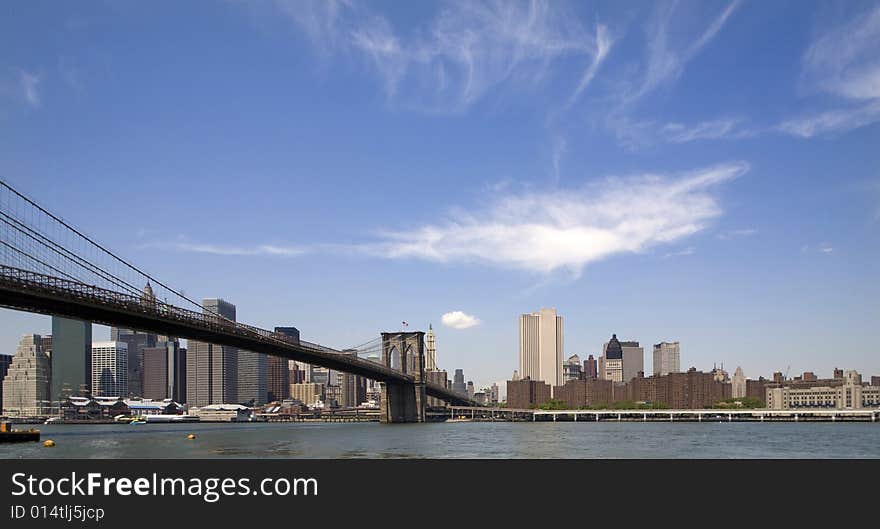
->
[379,331,426,423]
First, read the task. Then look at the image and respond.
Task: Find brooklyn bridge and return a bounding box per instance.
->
[0,180,477,422]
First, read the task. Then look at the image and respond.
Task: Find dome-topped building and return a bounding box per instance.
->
[605,334,623,360]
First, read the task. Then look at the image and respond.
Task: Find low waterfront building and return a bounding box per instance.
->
[766,374,880,410]
[506,377,551,409]
[190,403,251,422]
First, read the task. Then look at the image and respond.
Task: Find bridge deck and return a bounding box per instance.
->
[0,265,473,406]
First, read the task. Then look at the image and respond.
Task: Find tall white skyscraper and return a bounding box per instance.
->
[519,308,563,388]
[425,324,437,371]
[91,341,128,397]
[653,341,681,376]
[732,366,746,398]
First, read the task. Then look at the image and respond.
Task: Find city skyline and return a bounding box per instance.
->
[1,1,879,389]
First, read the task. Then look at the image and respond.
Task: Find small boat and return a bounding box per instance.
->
[0,421,41,443]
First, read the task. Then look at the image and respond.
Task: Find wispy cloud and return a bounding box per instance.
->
[779,5,880,138]
[661,118,750,143]
[141,241,308,257]
[441,311,480,329]
[778,96,880,138]
[663,246,695,258]
[372,162,748,276]
[629,0,741,103]
[802,5,880,101]
[276,0,613,112]
[717,228,757,240]
[19,70,40,107]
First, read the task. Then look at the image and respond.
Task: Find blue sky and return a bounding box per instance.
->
[1,0,879,389]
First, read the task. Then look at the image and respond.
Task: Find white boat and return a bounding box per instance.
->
[143,414,201,423]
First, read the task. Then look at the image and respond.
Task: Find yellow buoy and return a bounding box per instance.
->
[186,434,196,440]
[43,439,55,447]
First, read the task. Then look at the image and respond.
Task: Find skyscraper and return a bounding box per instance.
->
[599,335,624,382]
[339,349,366,408]
[142,339,185,402]
[584,354,598,379]
[519,308,563,388]
[238,349,267,406]
[452,369,467,397]
[425,324,437,371]
[91,341,128,397]
[0,354,12,412]
[111,284,159,397]
[620,341,644,383]
[732,366,746,398]
[2,335,51,416]
[51,316,92,403]
[267,355,290,402]
[564,354,582,382]
[186,298,237,406]
[652,341,681,376]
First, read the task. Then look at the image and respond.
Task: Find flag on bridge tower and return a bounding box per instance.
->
[402,321,408,327]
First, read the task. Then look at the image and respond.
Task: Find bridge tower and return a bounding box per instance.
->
[379,332,426,423]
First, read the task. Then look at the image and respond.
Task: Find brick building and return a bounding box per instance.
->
[553,378,616,408]
[506,377,551,409]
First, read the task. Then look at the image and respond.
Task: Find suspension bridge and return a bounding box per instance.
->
[0,180,477,422]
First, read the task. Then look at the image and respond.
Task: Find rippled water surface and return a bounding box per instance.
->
[2,422,878,458]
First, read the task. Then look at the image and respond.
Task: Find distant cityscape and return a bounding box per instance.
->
[1,296,879,423]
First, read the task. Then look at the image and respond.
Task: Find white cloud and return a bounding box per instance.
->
[717,228,757,240]
[277,0,613,111]
[143,241,307,257]
[778,100,880,138]
[663,246,695,258]
[820,246,833,254]
[19,70,40,107]
[441,311,480,329]
[802,5,880,100]
[630,1,740,102]
[661,118,747,143]
[374,162,748,275]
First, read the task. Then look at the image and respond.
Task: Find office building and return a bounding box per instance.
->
[238,349,267,406]
[339,349,366,408]
[111,327,156,398]
[872,376,880,387]
[91,341,128,398]
[583,354,597,379]
[425,369,448,408]
[599,334,624,382]
[51,316,92,403]
[506,377,551,409]
[2,335,51,416]
[425,323,437,371]
[141,339,185,402]
[519,308,563,388]
[267,355,290,402]
[467,381,475,400]
[452,369,467,397]
[652,341,680,376]
[732,366,746,398]
[290,383,324,405]
[620,340,644,383]
[563,354,582,382]
[766,371,879,409]
[0,353,12,412]
[187,298,238,406]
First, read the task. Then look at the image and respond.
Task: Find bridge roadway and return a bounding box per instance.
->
[0,265,474,407]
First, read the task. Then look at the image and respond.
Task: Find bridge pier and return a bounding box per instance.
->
[379,332,427,423]
[379,382,425,423]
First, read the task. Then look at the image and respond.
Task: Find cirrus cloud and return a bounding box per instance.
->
[441,311,480,329]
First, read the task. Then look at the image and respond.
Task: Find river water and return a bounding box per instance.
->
[2,422,879,458]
